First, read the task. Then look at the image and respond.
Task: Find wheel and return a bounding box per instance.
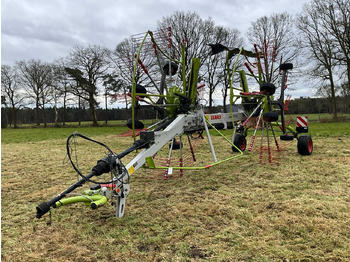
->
[279,63,293,70]
[297,135,313,155]
[163,61,178,76]
[126,118,144,129]
[129,84,147,97]
[169,139,183,150]
[280,134,294,141]
[260,82,276,95]
[214,123,225,130]
[263,112,279,122]
[232,134,246,152]
[226,122,233,129]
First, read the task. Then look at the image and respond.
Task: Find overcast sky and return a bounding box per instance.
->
[1,0,311,98]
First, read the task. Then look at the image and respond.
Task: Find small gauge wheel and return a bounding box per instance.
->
[232,134,246,152]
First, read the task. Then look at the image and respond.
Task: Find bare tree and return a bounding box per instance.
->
[67,45,111,126]
[64,67,89,126]
[247,12,300,84]
[16,59,53,126]
[313,0,350,89]
[111,38,157,88]
[157,11,216,75]
[102,74,124,124]
[109,36,159,118]
[1,65,26,127]
[52,59,76,126]
[297,2,339,119]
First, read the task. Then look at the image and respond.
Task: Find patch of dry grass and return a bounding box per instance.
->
[2,129,350,261]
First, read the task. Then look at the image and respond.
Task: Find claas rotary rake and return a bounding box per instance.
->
[36,31,312,220]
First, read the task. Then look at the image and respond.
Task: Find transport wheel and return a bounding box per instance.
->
[297,135,313,155]
[232,134,246,152]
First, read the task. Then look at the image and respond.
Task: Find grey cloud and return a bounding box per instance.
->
[2,0,308,64]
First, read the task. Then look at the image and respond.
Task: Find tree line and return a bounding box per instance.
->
[287,96,350,115]
[2,0,349,128]
[2,95,348,128]
[1,106,156,128]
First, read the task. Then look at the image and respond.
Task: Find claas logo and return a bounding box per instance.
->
[211,115,221,120]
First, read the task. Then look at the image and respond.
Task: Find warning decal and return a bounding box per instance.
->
[297,116,308,127]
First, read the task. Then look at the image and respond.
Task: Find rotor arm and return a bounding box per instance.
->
[125,113,201,176]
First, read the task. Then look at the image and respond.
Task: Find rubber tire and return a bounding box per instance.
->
[169,140,183,150]
[136,84,147,95]
[279,63,293,70]
[126,118,144,130]
[297,135,313,155]
[280,134,294,141]
[163,61,178,76]
[129,84,147,97]
[260,82,276,95]
[263,112,279,122]
[214,123,225,130]
[232,134,246,152]
[226,122,233,129]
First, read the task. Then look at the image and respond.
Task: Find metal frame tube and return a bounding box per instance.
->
[201,110,218,163]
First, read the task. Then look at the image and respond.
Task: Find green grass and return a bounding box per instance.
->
[2,120,350,261]
[285,113,350,122]
[17,119,157,128]
[1,119,158,144]
[1,126,129,144]
[309,122,350,137]
[215,122,350,138]
[3,119,349,145]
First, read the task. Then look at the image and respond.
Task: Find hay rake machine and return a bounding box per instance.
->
[36,31,312,220]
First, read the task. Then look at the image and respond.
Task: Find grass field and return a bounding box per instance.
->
[2,121,350,261]
[284,113,350,123]
[10,113,350,129]
[13,119,158,129]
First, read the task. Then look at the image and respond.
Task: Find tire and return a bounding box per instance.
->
[263,112,279,122]
[232,134,246,152]
[169,139,183,150]
[126,118,144,130]
[297,135,313,155]
[129,84,147,97]
[163,61,178,76]
[280,134,294,141]
[279,63,293,70]
[214,123,225,130]
[260,82,276,95]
